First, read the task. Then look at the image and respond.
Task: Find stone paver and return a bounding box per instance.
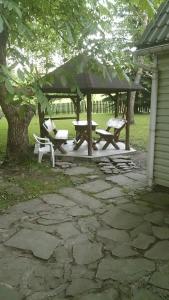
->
[77,179,112,193]
[68,206,92,217]
[95,187,125,199]
[106,176,146,191]
[144,211,164,225]
[152,226,169,239]
[78,216,100,233]
[1,161,169,299]
[125,172,147,182]
[132,233,155,250]
[10,198,50,215]
[141,192,169,207]
[41,194,75,207]
[105,174,136,187]
[0,284,22,300]
[66,278,101,296]
[37,210,72,225]
[132,289,162,300]
[100,206,143,229]
[130,222,153,238]
[5,229,59,260]
[145,241,169,260]
[111,243,139,258]
[96,257,155,282]
[150,271,169,290]
[64,166,95,176]
[75,288,119,300]
[56,222,80,239]
[97,228,130,242]
[119,202,152,215]
[71,265,94,279]
[73,240,103,264]
[59,187,102,209]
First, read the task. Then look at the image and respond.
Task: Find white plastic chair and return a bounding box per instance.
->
[33,134,55,167]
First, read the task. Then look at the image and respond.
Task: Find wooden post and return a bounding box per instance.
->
[38,104,45,137]
[115,92,119,118]
[76,95,80,121]
[125,91,131,150]
[87,93,92,156]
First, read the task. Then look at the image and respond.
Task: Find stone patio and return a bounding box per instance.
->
[1,156,169,300]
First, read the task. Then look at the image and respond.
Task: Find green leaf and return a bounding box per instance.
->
[5,80,14,94]
[17,68,25,81]
[14,6,22,18]
[0,15,3,33]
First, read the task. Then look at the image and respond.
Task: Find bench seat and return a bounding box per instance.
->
[95,129,113,136]
[55,130,68,140]
[96,129,119,150]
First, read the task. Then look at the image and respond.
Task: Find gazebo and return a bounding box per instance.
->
[40,54,142,156]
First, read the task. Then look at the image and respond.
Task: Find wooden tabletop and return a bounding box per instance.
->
[72,120,98,126]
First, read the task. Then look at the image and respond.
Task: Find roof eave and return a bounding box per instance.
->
[135,43,169,56]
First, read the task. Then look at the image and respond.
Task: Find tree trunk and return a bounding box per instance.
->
[130,67,143,124]
[0,25,34,162]
[38,103,46,137]
[130,14,148,124]
[5,105,34,161]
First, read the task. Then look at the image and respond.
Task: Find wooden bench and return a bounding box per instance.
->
[95,129,119,150]
[53,130,68,154]
[43,119,68,154]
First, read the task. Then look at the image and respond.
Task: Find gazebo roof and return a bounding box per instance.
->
[42,54,142,94]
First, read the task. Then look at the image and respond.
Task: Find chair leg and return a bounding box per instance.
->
[38,152,43,163]
[51,152,55,167]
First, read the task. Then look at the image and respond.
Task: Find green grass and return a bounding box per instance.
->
[0,163,73,212]
[0,113,149,211]
[0,113,150,159]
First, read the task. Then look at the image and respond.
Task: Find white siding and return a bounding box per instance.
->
[154,54,169,187]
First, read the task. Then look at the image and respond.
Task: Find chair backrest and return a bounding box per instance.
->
[43,119,56,134]
[106,118,126,129]
[33,134,50,145]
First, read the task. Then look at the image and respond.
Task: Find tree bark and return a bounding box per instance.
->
[38,103,46,137]
[130,66,143,124]
[5,105,34,160]
[0,26,34,162]
[130,14,148,124]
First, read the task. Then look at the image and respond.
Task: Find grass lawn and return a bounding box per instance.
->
[0,113,150,159]
[0,113,149,211]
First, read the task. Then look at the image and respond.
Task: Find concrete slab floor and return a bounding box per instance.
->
[54,140,136,160]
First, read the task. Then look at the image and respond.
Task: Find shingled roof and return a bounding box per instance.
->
[42,54,142,94]
[138,0,169,49]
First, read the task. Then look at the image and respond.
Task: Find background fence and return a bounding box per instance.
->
[53,99,150,115]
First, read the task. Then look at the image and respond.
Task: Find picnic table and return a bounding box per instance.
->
[72,120,98,150]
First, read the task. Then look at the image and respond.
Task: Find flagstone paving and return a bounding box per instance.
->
[1,160,169,299]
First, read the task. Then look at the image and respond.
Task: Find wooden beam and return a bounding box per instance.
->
[125,91,131,150]
[115,92,119,118]
[87,93,92,156]
[46,94,77,99]
[44,116,75,120]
